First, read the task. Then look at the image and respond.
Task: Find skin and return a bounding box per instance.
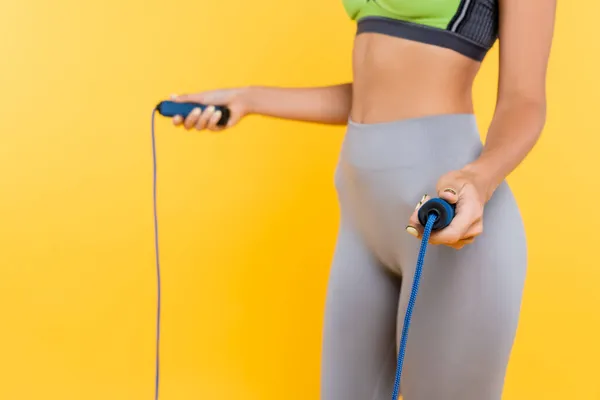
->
[171,0,556,250]
[407,0,556,248]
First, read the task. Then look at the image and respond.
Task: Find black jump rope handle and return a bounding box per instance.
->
[155,100,231,127]
[417,198,456,231]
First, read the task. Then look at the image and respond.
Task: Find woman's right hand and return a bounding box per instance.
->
[170,87,252,132]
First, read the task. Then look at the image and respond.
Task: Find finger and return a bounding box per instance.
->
[223,110,240,129]
[171,93,205,104]
[195,106,215,131]
[429,201,480,245]
[438,186,459,204]
[428,215,471,244]
[429,187,481,244]
[448,236,475,250]
[462,220,483,239]
[183,107,202,130]
[406,194,431,238]
[439,220,482,247]
[172,115,183,126]
[206,110,224,131]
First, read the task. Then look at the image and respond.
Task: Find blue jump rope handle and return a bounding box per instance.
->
[417,197,456,231]
[155,100,231,127]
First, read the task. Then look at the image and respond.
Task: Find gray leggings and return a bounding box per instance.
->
[321,114,527,400]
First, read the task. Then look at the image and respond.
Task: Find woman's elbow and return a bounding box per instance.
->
[498,94,547,130]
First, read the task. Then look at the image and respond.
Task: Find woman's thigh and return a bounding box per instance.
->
[397,182,528,400]
[321,218,402,400]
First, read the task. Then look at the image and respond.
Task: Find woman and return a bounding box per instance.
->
[170,0,556,398]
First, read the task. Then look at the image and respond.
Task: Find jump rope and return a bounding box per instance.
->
[151,100,455,400]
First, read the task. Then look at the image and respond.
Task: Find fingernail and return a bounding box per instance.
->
[170,94,178,99]
[443,188,457,195]
[406,226,419,237]
[206,105,215,113]
[192,107,201,115]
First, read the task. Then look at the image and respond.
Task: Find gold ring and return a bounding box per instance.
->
[415,194,428,210]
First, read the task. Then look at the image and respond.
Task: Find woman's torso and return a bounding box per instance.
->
[345,0,499,123]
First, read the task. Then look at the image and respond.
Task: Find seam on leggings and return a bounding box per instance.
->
[369,341,397,400]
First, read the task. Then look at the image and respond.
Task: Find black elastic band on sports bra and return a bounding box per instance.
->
[356,17,488,62]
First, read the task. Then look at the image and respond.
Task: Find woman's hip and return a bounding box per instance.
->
[336,114,485,207]
[333,113,526,268]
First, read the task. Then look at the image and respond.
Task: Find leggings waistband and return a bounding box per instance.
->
[342,113,483,171]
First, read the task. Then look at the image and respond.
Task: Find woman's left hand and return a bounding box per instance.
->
[406,169,489,249]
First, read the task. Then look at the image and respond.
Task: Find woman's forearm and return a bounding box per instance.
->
[242,84,353,125]
[463,97,547,201]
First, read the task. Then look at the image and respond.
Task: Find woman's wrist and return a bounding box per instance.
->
[460,161,503,204]
[236,85,259,115]
[239,85,284,117]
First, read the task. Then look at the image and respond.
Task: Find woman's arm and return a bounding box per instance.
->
[244,84,353,125]
[463,0,557,202]
[171,83,352,131]
[172,83,353,130]
[407,0,557,248]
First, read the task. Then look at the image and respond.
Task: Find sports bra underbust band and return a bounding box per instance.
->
[343,0,499,61]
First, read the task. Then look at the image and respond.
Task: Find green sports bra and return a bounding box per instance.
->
[343,0,499,61]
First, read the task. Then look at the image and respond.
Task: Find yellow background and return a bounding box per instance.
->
[0,0,597,399]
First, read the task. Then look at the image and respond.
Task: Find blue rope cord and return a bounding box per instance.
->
[151,110,162,400]
[151,106,444,400]
[391,213,438,400]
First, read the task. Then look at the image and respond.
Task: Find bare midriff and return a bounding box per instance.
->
[350,32,483,124]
